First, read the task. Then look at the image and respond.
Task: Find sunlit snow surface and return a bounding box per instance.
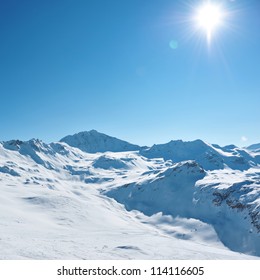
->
[0,133,259,259]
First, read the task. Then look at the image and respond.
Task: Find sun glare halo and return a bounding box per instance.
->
[195,2,224,44]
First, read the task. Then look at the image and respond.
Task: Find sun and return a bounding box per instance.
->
[195,2,224,44]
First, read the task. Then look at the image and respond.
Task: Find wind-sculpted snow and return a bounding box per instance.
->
[0,131,260,259]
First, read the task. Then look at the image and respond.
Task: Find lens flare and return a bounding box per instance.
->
[195,2,224,44]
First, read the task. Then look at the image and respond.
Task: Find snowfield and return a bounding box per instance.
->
[0,130,259,259]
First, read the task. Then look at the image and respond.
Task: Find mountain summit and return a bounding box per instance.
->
[60,130,141,153]
[1,131,260,259]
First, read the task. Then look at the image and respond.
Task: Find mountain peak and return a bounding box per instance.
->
[140,138,256,171]
[60,130,141,153]
[247,143,260,152]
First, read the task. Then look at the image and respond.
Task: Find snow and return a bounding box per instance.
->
[247,143,260,152]
[60,130,141,153]
[0,130,259,259]
[140,139,258,170]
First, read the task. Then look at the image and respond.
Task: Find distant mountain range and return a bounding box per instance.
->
[247,143,260,153]
[59,130,260,171]
[0,130,259,259]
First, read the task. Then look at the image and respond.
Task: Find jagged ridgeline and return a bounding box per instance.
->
[0,130,259,259]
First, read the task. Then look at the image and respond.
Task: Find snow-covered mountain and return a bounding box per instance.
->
[60,130,141,153]
[247,143,260,153]
[0,130,260,259]
[140,139,259,170]
[106,163,260,256]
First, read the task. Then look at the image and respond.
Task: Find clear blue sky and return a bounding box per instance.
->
[0,0,259,146]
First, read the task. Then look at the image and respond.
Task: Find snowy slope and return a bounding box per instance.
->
[60,130,141,153]
[106,164,260,256]
[0,133,260,259]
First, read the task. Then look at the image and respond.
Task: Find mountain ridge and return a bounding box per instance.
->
[2,130,260,172]
[0,130,260,259]
[60,129,142,153]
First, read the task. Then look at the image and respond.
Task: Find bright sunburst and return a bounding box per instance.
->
[195,2,225,44]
